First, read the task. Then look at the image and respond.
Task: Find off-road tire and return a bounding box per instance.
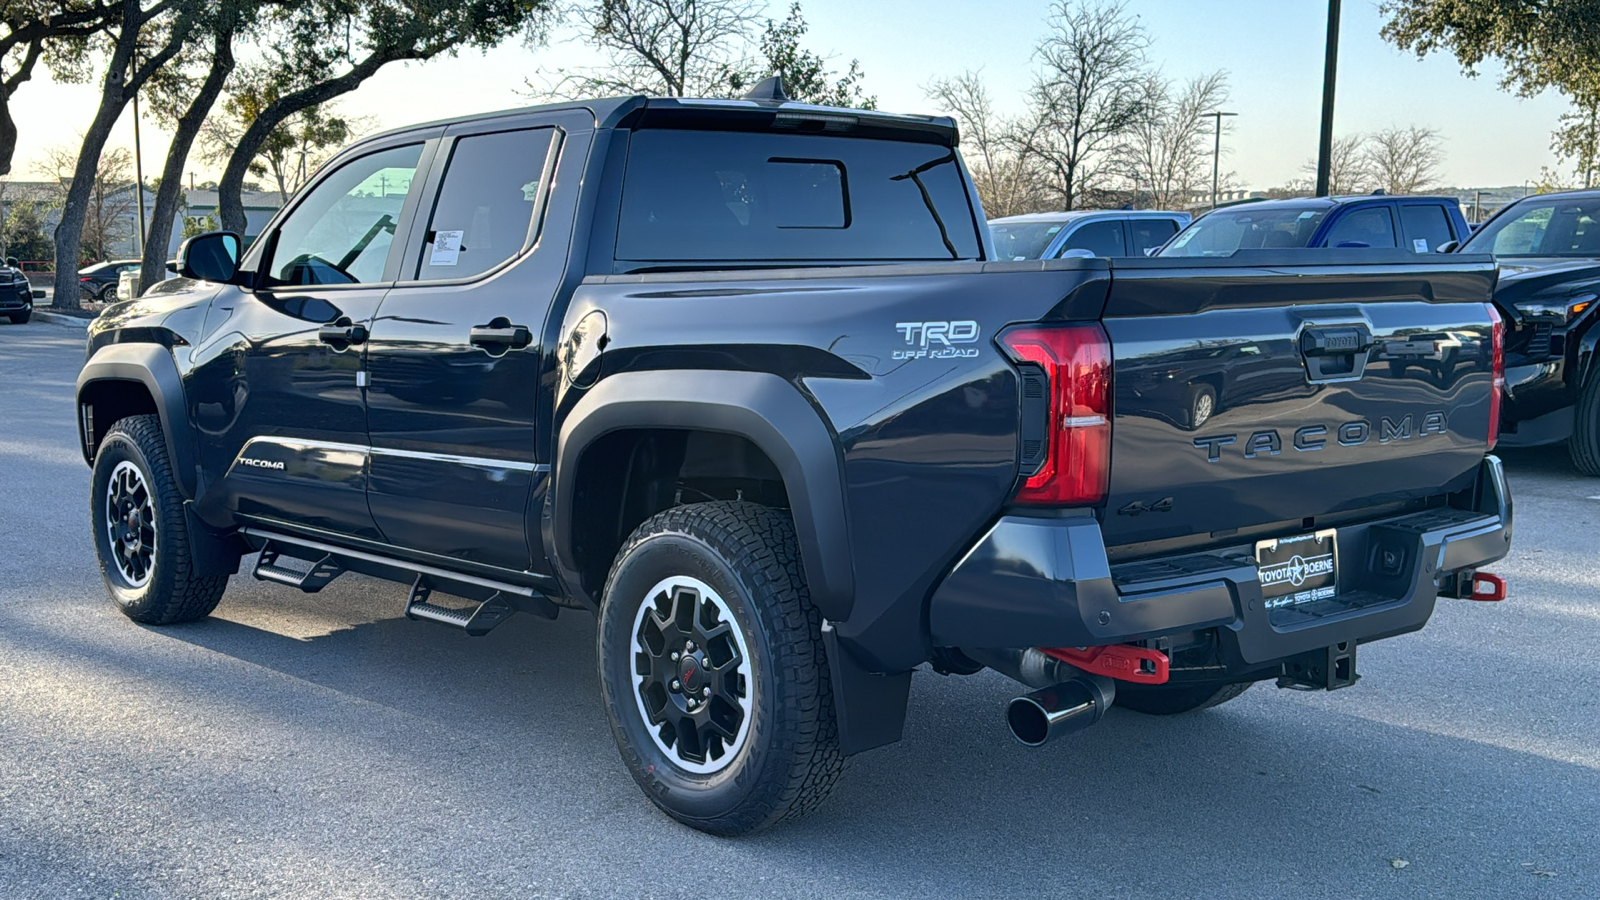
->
[597,501,843,836]
[1569,367,1600,476]
[91,414,227,624]
[1116,680,1253,715]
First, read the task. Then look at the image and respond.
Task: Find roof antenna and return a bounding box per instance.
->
[743,75,789,103]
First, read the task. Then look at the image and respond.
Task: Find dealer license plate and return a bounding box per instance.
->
[1255,529,1338,610]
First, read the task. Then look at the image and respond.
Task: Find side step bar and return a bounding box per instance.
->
[406,575,516,636]
[243,529,558,636]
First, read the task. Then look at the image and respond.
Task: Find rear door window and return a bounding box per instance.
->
[615,130,980,263]
[1323,206,1398,249]
[1060,220,1125,257]
[1399,204,1456,252]
[1128,218,1180,255]
[414,128,557,281]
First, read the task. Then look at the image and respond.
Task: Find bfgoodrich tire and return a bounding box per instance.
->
[90,414,227,624]
[1116,681,1253,715]
[1570,368,1600,476]
[597,501,842,835]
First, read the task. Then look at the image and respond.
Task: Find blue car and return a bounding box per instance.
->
[989,210,1191,259]
[1159,194,1471,257]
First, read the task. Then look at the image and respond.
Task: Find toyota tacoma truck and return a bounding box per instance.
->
[75,81,1513,836]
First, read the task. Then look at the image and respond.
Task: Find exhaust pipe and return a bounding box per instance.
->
[960,647,1118,746]
[1006,676,1115,747]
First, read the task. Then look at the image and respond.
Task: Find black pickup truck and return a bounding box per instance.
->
[75,84,1513,835]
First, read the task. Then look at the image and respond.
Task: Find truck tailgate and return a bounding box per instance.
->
[1099,254,1499,552]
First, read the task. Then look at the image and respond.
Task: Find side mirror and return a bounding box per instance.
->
[4,257,16,268]
[1436,240,1460,253]
[1143,247,1158,257]
[177,231,241,283]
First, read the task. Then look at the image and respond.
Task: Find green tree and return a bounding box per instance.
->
[1,197,54,261]
[729,4,874,108]
[1381,0,1600,184]
[0,2,118,177]
[214,0,555,235]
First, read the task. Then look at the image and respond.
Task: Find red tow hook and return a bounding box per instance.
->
[1467,571,1507,601]
[1040,644,1170,685]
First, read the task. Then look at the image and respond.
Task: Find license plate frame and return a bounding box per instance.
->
[1255,528,1339,610]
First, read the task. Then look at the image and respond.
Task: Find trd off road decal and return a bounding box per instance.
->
[894,320,980,360]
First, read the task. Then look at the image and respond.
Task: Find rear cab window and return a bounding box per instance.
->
[613,129,980,266]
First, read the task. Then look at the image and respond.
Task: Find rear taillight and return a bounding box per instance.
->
[999,324,1112,506]
[1488,304,1504,452]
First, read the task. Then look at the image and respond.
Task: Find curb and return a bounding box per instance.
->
[32,309,92,330]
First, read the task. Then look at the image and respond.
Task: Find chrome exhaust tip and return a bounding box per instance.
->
[1006,676,1115,747]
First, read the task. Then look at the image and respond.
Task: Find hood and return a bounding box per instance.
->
[1491,258,1600,324]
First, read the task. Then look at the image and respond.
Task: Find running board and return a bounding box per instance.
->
[254,545,343,592]
[405,575,516,636]
[241,529,559,629]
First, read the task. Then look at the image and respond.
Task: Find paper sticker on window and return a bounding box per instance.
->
[1046,226,1062,235]
[1413,238,1429,253]
[521,181,540,202]
[430,230,464,266]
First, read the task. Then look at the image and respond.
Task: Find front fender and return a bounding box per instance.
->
[547,369,854,621]
[76,342,199,499]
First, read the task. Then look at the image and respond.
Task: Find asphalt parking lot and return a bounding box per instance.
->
[2,319,1597,899]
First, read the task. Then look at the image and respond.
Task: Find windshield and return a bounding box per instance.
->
[1464,197,1600,257]
[989,222,1065,260]
[1159,207,1329,257]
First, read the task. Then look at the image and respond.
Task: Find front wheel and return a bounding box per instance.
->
[7,310,27,324]
[597,501,843,835]
[1570,367,1600,476]
[90,414,227,624]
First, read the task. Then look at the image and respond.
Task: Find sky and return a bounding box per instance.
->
[6,0,1574,192]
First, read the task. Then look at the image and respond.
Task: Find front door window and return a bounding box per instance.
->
[264,143,423,286]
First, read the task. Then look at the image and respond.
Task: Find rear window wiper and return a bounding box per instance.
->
[891,152,960,259]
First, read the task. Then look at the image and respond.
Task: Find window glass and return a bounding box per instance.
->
[616,130,979,262]
[1061,220,1125,257]
[1464,199,1600,257]
[266,143,422,286]
[1399,204,1455,252]
[1128,218,1180,255]
[1323,207,1398,248]
[990,222,1063,260]
[416,128,556,281]
[1160,207,1327,256]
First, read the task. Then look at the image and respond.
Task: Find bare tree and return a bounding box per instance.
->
[41,143,135,264]
[1015,0,1151,210]
[1298,134,1371,195]
[924,71,1051,218]
[538,0,761,98]
[1364,125,1443,194]
[1121,70,1229,210]
[1553,95,1600,189]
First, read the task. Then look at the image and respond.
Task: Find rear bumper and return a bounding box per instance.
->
[929,455,1513,667]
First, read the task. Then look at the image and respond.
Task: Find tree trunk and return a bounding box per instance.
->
[52,0,188,308]
[0,93,17,179]
[141,29,235,292]
[216,51,408,234]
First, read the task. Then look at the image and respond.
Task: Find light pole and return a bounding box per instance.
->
[1314,0,1342,197]
[1207,110,1237,209]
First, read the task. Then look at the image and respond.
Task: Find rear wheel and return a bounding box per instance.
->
[1570,368,1600,476]
[90,415,227,624]
[1187,384,1217,430]
[597,501,842,835]
[1116,680,1252,715]
[98,283,117,303]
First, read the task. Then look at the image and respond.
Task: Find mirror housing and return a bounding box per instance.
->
[4,257,17,268]
[178,231,241,283]
[1436,240,1460,253]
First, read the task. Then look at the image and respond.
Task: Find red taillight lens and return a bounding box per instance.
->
[1488,304,1503,452]
[999,324,1112,505]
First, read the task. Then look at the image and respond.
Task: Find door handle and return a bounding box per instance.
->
[469,319,532,351]
[318,318,368,346]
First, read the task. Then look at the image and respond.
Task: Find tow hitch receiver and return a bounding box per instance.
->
[1040,644,1170,685]
[1278,641,1359,691]
[1466,571,1507,601]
